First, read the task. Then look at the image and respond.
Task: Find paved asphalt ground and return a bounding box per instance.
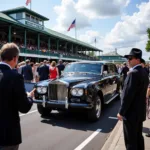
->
[19,83,120,150]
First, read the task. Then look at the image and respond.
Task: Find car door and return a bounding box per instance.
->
[106,64,115,97]
[100,64,112,102]
[109,64,118,95]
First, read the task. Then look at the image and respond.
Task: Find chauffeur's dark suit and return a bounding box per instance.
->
[0,64,33,148]
[119,65,149,150]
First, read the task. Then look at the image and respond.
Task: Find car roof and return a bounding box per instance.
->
[69,61,114,65]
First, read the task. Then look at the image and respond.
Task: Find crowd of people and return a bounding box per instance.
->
[17,59,66,83]
[0,38,97,60]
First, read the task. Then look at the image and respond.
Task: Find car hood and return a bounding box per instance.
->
[57,76,98,88]
[36,76,99,88]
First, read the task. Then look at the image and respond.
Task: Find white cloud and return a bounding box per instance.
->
[78,30,114,55]
[78,30,103,45]
[53,0,91,32]
[104,2,150,60]
[53,0,130,32]
[76,0,130,19]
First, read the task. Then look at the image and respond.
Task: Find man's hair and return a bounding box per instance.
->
[59,59,63,64]
[43,60,47,63]
[25,59,30,64]
[0,43,20,61]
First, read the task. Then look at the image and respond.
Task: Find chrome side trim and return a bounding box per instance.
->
[105,94,119,104]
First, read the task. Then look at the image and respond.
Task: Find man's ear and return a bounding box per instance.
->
[13,56,19,63]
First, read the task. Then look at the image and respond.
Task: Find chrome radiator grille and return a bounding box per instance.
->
[48,83,68,100]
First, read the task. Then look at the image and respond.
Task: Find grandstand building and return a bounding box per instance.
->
[98,50,126,63]
[0,7,103,62]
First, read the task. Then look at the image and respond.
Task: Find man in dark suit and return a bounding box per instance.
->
[117,48,149,150]
[0,43,34,150]
[120,62,129,89]
[57,59,65,76]
[22,59,33,82]
[39,60,49,81]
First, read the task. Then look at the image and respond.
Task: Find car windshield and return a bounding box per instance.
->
[64,63,102,74]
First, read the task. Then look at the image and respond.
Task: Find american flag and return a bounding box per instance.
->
[26,0,31,6]
[67,19,76,31]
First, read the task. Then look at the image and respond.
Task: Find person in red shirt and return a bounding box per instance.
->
[49,61,59,79]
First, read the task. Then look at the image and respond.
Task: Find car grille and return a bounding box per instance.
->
[48,83,68,101]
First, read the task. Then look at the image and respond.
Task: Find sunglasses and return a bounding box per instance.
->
[127,57,136,61]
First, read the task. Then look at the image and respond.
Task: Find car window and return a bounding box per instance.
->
[108,64,117,74]
[103,65,109,75]
[64,63,102,74]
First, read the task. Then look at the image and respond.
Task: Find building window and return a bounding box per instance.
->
[16,13,23,19]
[26,13,30,21]
[39,20,42,25]
[31,16,34,22]
[36,18,39,24]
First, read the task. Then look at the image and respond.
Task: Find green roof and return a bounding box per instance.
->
[0,12,18,23]
[0,11,102,52]
[102,51,123,56]
[1,6,49,21]
[45,28,102,51]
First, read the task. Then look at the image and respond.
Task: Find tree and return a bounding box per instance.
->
[88,51,95,57]
[145,28,150,52]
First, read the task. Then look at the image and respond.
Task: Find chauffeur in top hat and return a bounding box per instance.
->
[124,48,142,68]
[117,48,149,150]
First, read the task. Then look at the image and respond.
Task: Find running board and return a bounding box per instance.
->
[104,94,119,104]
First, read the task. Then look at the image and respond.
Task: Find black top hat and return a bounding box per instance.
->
[124,48,142,60]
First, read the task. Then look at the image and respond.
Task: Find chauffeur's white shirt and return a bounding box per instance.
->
[129,64,141,71]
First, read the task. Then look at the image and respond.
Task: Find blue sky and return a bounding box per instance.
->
[0,0,145,35]
[1,0,150,59]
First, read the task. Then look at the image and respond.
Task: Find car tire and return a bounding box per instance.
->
[88,95,102,122]
[37,104,52,116]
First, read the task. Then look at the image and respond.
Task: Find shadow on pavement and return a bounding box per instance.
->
[40,100,120,133]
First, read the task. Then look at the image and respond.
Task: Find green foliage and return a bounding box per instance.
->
[146,28,150,52]
[88,51,95,57]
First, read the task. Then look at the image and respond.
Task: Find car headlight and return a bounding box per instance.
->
[71,88,84,96]
[37,87,47,94]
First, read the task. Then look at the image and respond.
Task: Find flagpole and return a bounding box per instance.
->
[75,19,77,39]
[30,0,32,10]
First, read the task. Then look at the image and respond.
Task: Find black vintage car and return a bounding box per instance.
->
[33,61,121,121]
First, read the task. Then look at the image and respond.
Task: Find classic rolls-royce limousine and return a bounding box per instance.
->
[33,61,121,121]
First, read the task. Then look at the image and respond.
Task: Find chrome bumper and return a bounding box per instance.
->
[33,99,92,109]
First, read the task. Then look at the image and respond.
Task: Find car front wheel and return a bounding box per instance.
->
[88,95,102,122]
[37,104,52,116]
